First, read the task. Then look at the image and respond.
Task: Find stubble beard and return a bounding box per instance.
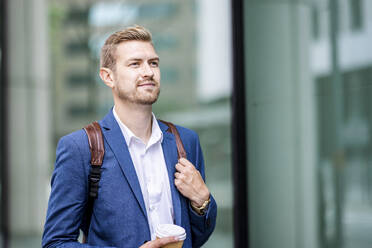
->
[117,81,160,105]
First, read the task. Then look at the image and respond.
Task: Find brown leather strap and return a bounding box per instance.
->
[82,121,105,243]
[160,120,187,159]
[83,121,104,166]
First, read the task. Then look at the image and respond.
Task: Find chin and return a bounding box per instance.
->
[137,97,158,105]
[138,90,160,105]
[119,89,160,105]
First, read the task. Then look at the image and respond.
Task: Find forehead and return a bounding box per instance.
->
[115,41,158,61]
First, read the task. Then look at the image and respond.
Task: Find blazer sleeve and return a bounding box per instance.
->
[42,134,115,248]
[188,133,217,248]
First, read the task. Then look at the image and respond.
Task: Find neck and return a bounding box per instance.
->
[114,101,153,144]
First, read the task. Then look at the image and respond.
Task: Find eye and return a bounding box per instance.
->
[150,61,159,67]
[129,62,140,67]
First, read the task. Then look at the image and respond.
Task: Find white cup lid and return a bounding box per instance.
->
[155,224,186,241]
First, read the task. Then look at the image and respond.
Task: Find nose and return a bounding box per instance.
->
[142,63,154,78]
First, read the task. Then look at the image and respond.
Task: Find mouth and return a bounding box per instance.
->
[138,81,156,87]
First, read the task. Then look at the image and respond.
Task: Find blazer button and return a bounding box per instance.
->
[206,218,211,227]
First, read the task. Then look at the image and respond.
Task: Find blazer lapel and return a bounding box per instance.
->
[159,121,182,226]
[99,110,148,220]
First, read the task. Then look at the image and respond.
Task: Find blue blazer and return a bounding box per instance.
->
[42,110,217,248]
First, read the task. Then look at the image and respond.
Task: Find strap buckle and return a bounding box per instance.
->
[88,165,101,198]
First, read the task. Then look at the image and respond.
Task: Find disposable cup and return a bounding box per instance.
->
[155,224,186,248]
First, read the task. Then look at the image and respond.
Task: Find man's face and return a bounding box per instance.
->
[111,41,160,105]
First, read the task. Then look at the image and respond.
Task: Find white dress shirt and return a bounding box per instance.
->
[113,108,174,240]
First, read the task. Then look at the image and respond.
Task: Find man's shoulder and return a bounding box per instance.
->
[162,122,200,146]
[173,124,198,138]
[56,112,109,151]
[57,128,88,150]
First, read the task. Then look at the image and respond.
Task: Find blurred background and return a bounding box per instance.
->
[0,0,372,248]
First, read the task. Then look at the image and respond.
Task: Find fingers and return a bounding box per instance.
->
[178,158,194,168]
[174,170,192,186]
[175,163,186,173]
[174,172,182,179]
[174,178,183,190]
[175,159,198,188]
[175,158,195,174]
[150,236,178,247]
[140,236,177,247]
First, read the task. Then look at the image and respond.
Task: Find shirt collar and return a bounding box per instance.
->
[149,113,164,146]
[113,107,163,147]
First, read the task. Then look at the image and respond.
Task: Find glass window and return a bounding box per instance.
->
[4,0,233,246]
[49,0,233,247]
[350,0,363,31]
[312,6,320,40]
[244,0,372,247]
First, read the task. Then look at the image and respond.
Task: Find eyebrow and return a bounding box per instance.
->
[127,57,159,62]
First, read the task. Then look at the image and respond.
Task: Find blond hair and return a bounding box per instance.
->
[100,25,153,70]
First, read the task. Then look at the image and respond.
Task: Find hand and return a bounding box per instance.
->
[174,158,210,207]
[139,236,178,248]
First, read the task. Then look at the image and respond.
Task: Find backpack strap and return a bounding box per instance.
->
[160,120,187,159]
[83,121,105,198]
[82,121,105,243]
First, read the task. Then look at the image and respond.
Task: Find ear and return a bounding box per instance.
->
[99,67,115,88]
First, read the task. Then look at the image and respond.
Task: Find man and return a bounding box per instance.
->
[42,26,217,248]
